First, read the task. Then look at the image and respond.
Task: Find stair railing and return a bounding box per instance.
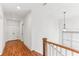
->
[43,38,79,56]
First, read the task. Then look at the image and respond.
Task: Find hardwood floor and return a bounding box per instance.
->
[2,40,42,56]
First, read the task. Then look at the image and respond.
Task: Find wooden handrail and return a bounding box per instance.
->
[47,41,79,54]
[43,38,79,56]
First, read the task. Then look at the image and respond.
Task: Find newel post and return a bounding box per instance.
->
[43,38,48,56]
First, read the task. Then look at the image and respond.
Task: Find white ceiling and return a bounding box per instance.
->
[1,3,79,21]
[0,3,43,20]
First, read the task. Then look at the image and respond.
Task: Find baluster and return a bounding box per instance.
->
[49,44,52,56]
[56,46,58,56]
[49,44,51,56]
[65,49,67,56]
[60,47,62,56]
[54,46,57,56]
[51,44,54,56]
[50,44,52,56]
[71,52,74,56]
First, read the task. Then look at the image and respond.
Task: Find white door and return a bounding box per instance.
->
[7,20,20,40]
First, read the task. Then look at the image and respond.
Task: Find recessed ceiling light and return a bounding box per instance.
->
[17,6,21,10]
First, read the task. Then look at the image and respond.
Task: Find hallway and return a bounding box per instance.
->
[0,3,79,56]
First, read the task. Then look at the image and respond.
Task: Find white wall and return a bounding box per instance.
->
[31,3,79,53]
[0,6,4,54]
[22,12,32,49]
[31,4,62,53]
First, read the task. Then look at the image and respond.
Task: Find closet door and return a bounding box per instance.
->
[7,20,20,40]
